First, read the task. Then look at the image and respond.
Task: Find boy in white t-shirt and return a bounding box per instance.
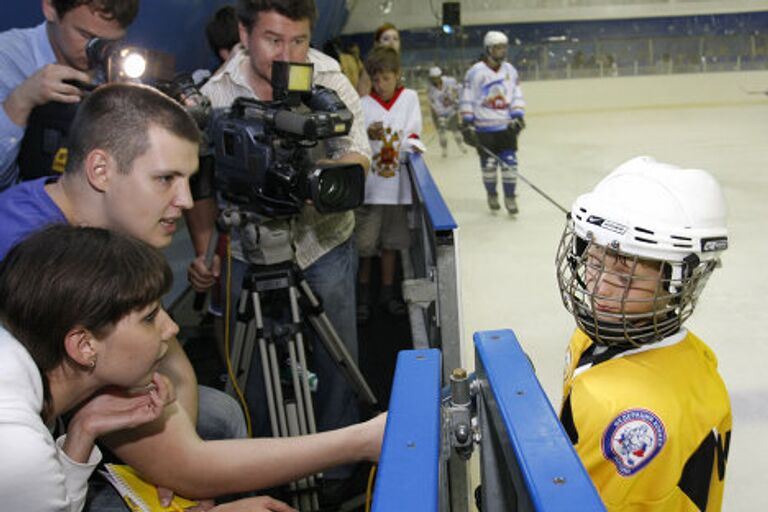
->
[356,46,425,321]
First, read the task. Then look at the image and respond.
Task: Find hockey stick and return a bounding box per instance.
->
[474,141,569,215]
[739,85,768,96]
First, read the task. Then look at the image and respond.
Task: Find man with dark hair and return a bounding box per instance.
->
[0,81,385,510]
[206,5,240,65]
[0,0,140,190]
[187,0,372,503]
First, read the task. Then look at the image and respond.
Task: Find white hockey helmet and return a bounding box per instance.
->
[555,156,728,347]
[428,66,442,78]
[483,31,509,49]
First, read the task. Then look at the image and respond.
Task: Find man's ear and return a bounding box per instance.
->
[238,22,250,51]
[63,327,97,369]
[84,149,114,192]
[42,0,59,23]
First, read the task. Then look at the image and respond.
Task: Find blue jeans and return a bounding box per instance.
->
[84,385,247,510]
[196,384,249,440]
[225,238,361,478]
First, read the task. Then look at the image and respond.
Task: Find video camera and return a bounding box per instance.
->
[84,38,211,127]
[208,61,366,219]
[18,36,210,182]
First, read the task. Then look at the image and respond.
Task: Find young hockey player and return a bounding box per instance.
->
[556,156,731,511]
[427,66,466,158]
[460,30,525,214]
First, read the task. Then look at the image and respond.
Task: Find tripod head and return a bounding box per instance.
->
[217,206,294,266]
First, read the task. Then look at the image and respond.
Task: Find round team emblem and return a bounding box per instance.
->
[602,408,666,476]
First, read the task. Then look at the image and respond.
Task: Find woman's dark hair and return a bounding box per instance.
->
[51,0,139,28]
[0,225,172,401]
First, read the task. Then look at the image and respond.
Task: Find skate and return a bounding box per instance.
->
[504,195,518,214]
[487,194,501,211]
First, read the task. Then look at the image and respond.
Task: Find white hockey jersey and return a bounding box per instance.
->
[427,76,461,118]
[361,87,423,205]
[459,60,525,132]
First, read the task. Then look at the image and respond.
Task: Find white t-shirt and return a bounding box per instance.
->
[0,326,102,512]
[360,87,423,205]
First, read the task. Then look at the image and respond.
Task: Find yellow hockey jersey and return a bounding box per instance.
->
[560,328,731,511]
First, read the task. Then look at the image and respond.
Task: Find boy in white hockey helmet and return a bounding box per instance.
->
[556,156,731,511]
[427,66,466,158]
[459,30,525,213]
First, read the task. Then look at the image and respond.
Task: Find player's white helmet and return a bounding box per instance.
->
[428,66,442,78]
[555,156,728,347]
[483,31,509,49]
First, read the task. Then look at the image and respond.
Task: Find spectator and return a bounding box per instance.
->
[356,22,401,96]
[355,46,424,321]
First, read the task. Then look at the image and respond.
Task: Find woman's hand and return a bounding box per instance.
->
[209,496,297,511]
[63,373,175,462]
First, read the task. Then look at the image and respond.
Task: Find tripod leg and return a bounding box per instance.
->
[289,286,318,435]
[253,293,281,438]
[267,337,289,437]
[225,288,251,397]
[286,402,319,511]
[235,291,259,394]
[298,278,377,405]
[286,286,321,510]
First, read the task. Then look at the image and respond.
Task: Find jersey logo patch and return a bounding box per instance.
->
[602,408,666,476]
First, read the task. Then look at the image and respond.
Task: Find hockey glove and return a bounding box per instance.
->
[461,124,478,148]
[508,116,526,136]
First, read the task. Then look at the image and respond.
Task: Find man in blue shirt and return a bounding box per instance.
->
[0,0,138,190]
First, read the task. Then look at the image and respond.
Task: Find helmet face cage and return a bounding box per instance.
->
[555,217,719,348]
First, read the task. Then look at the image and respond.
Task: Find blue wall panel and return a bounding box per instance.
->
[0,0,348,75]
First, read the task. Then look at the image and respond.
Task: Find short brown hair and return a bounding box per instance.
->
[365,45,400,78]
[236,0,317,32]
[52,0,139,28]
[65,82,200,175]
[0,225,172,403]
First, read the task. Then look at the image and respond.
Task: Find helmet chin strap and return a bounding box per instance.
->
[576,309,681,348]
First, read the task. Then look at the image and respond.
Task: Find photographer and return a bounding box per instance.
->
[0,0,139,190]
[186,0,371,501]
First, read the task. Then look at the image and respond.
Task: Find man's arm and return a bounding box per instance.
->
[0,64,89,188]
[319,64,371,173]
[155,336,199,420]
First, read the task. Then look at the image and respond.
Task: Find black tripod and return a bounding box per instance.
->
[219,209,377,511]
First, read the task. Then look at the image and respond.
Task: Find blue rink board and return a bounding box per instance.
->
[475,329,606,511]
[372,349,442,512]
[409,153,457,233]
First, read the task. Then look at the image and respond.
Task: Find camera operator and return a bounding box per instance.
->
[186,0,371,500]
[0,0,139,191]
